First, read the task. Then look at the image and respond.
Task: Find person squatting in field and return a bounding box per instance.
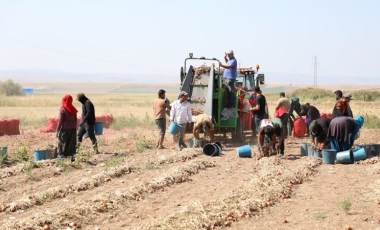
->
[192,113,214,146]
[76,93,99,155]
[300,102,320,136]
[56,95,78,161]
[309,117,331,152]
[271,117,285,155]
[153,89,171,149]
[327,115,364,152]
[170,91,192,151]
[257,119,277,159]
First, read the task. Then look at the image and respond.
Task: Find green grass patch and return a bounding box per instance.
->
[351,90,380,102]
[289,88,333,100]
[362,114,380,129]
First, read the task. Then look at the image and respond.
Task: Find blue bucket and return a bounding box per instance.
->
[0,146,8,160]
[236,145,251,158]
[300,142,307,156]
[336,149,354,164]
[94,122,104,135]
[203,143,220,156]
[307,143,313,157]
[353,147,366,161]
[321,149,337,164]
[313,149,321,158]
[168,122,182,134]
[34,150,47,161]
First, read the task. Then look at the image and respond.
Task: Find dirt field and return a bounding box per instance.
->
[0,125,379,229]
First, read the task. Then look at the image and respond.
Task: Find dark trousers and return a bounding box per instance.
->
[226,79,236,108]
[280,113,289,138]
[254,114,265,134]
[77,123,97,145]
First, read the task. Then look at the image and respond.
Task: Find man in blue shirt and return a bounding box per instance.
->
[220,50,237,108]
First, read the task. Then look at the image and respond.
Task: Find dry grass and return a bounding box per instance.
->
[2,159,214,229]
[143,157,321,230]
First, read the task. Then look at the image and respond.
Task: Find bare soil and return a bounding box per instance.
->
[0,128,379,230]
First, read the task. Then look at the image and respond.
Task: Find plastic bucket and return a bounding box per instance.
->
[0,147,7,160]
[236,145,251,158]
[369,144,380,156]
[336,149,354,164]
[94,122,104,135]
[168,122,182,134]
[203,143,220,156]
[353,147,366,161]
[34,150,47,161]
[214,141,222,151]
[306,143,313,157]
[300,142,308,156]
[321,149,337,164]
[313,149,321,158]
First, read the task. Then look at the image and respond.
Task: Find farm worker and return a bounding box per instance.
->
[271,118,285,155]
[56,95,78,161]
[170,91,192,151]
[76,93,99,155]
[237,90,253,131]
[257,119,277,159]
[220,50,237,108]
[309,117,330,152]
[300,103,320,136]
[288,97,302,135]
[192,114,214,144]
[327,115,364,152]
[274,92,291,138]
[250,86,267,134]
[153,89,171,149]
[332,90,353,119]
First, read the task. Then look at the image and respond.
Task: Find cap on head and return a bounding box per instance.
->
[179,91,188,97]
[226,50,234,55]
[343,93,353,100]
[76,92,86,101]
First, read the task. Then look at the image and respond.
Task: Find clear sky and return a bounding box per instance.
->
[0,0,379,84]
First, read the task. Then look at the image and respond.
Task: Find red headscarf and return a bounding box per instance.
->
[61,95,78,115]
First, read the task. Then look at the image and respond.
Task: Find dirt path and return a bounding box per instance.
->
[233,161,380,230]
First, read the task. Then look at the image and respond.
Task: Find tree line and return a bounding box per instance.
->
[0,80,24,96]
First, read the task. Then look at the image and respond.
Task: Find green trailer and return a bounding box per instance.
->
[179,54,264,144]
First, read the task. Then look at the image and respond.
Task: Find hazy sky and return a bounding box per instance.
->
[1,0,379,84]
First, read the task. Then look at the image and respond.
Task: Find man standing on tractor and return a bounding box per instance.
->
[220,50,237,108]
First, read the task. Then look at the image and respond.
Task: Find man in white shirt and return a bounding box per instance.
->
[170,91,192,150]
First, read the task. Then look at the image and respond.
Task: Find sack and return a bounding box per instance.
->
[274,106,287,118]
[293,117,307,138]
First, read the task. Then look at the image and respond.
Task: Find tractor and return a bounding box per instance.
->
[179,53,265,144]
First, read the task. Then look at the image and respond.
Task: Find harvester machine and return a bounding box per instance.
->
[179,53,265,144]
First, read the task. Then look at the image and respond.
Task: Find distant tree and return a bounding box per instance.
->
[0,79,24,96]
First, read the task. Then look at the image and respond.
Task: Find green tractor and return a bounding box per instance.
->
[179,53,265,144]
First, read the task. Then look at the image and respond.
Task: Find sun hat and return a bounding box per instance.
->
[178,91,188,97]
[226,50,234,55]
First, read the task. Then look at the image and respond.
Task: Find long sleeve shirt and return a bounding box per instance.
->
[170,100,192,125]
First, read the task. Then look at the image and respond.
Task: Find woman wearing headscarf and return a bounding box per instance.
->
[57,95,78,160]
[327,115,364,152]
